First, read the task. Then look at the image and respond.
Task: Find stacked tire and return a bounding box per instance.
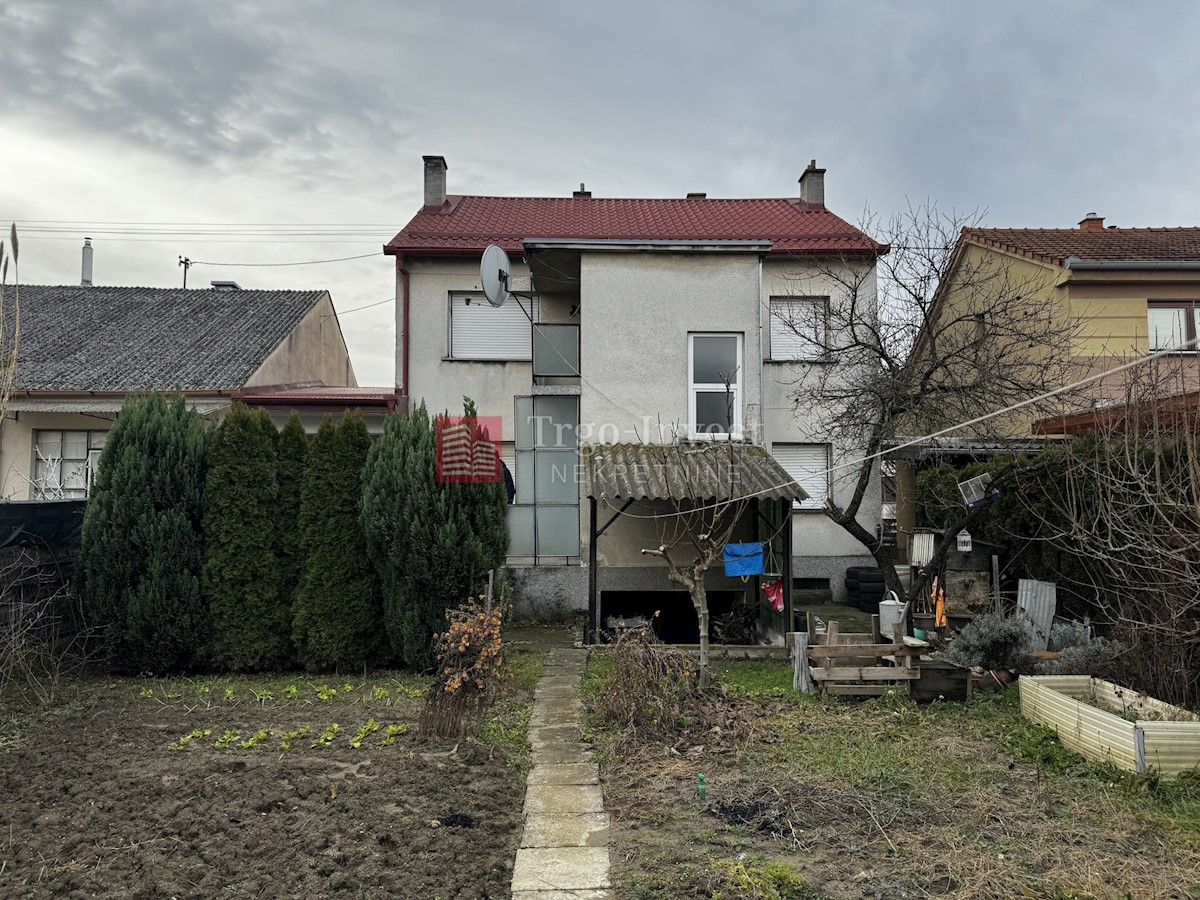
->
[844,566,889,613]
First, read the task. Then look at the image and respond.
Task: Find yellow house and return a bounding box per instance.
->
[892,214,1200,546]
[1,282,357,501]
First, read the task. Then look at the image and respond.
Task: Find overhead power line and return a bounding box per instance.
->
[328,296,394,317]
[190,252,379,267]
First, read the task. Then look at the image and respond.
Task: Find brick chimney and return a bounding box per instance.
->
[799,159,826,206]
[423,155,447,207]
[1078,212,1105,232]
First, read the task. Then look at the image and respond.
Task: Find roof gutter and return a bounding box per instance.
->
[523,238,772,253]
[1065,257,1200,271]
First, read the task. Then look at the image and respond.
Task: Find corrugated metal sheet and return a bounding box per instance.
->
[583,442,808,503]
[909,532,935,567]
[1021,676,1200,777]
[1021,676,1138,771]
[1017,579,1057,651]
[1141,723,1200,777]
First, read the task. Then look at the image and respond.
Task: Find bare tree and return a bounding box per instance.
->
[1036,364,1200,707]
[639,441,752,688]
[775,203,1080,603]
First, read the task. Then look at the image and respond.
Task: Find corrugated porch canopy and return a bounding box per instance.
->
[583,442,808,504]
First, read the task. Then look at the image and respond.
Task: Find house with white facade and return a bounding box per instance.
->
[386,156,884,640]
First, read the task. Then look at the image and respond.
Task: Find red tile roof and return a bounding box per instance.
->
[964,227,1200,266]
[385,195,885,257]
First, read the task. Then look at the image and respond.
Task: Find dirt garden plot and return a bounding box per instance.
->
[585,658,1200,900]
[0,653,540,900]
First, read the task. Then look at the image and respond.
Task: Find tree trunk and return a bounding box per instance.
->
[691,583,709,689]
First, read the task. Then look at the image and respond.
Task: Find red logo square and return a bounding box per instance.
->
[435,414,503,484]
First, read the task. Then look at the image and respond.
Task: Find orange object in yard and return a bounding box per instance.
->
[933,576,948,628]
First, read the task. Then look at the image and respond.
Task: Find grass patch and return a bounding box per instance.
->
[710,855,823,900]
[476,636,546,771]
[592,657,1200,898]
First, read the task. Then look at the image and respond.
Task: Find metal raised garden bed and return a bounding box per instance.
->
[1019,675,1200,777]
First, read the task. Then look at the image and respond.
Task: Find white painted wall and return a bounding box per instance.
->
[761,257,882,560]
[400,250,880,587]
[401,257,536,440]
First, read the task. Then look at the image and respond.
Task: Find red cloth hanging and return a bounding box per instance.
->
[762,578,785,613]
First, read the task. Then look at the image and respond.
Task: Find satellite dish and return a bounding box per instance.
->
[481,244,512,308]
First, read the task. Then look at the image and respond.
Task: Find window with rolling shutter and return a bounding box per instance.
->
[769,297,828,361]
[448,293,539,360]
[770,443,829,511]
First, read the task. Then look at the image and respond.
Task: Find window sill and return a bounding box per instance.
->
[441,357,531,363]
[765,357,835,365]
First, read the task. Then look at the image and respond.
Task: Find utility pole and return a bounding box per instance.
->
[178,255,191,288]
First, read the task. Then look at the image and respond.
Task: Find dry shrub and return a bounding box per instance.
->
[419,596,508,739]
[589,619,700,739]
[1,549,92,707]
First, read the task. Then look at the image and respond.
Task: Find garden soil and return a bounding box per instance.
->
[0,682,523,899]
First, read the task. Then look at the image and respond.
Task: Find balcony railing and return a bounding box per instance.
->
[533,324,580,379]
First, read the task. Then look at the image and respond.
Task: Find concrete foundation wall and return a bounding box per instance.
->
[509,565,589,620]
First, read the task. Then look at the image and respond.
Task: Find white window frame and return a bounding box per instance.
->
[771,442,830,511]
[447,292,538,361]
[768,297,829,361]
[32,430,108,499]
[688,333,743,440]
[1147,302,1199,353]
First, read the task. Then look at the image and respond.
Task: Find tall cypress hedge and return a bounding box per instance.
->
[292,413,382,670]
[203,403,288,671]
[362,399,508,671]
[276,412,307,616]
[80,392,209,674]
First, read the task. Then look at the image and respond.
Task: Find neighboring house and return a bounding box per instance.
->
[1,281,357,500]
[892,216,1200,546]
[386,155,886,631]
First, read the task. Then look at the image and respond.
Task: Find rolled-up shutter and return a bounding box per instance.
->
[450,293,538,360]
[770,443,829,510]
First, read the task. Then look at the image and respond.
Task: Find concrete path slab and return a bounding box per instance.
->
[513,647,610,898]
[529,723,584,747]
[521,812,610,848]
[527,764,599,786]
[524,783,604,816]
[511,847,610,893]
[534,743,594,766]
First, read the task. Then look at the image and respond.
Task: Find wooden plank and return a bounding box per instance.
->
[811,667,922,681]
[871,614,881,644]
[807,643,921,658]
[826,620,839,646]
[793,632,814,693]
[806,611,815,644]
[825,683,891,697]
[901,635,930,649]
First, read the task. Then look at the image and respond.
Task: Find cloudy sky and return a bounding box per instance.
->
[2,1,1197,385]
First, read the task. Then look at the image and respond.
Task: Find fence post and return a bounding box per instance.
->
[793,632,815,693]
